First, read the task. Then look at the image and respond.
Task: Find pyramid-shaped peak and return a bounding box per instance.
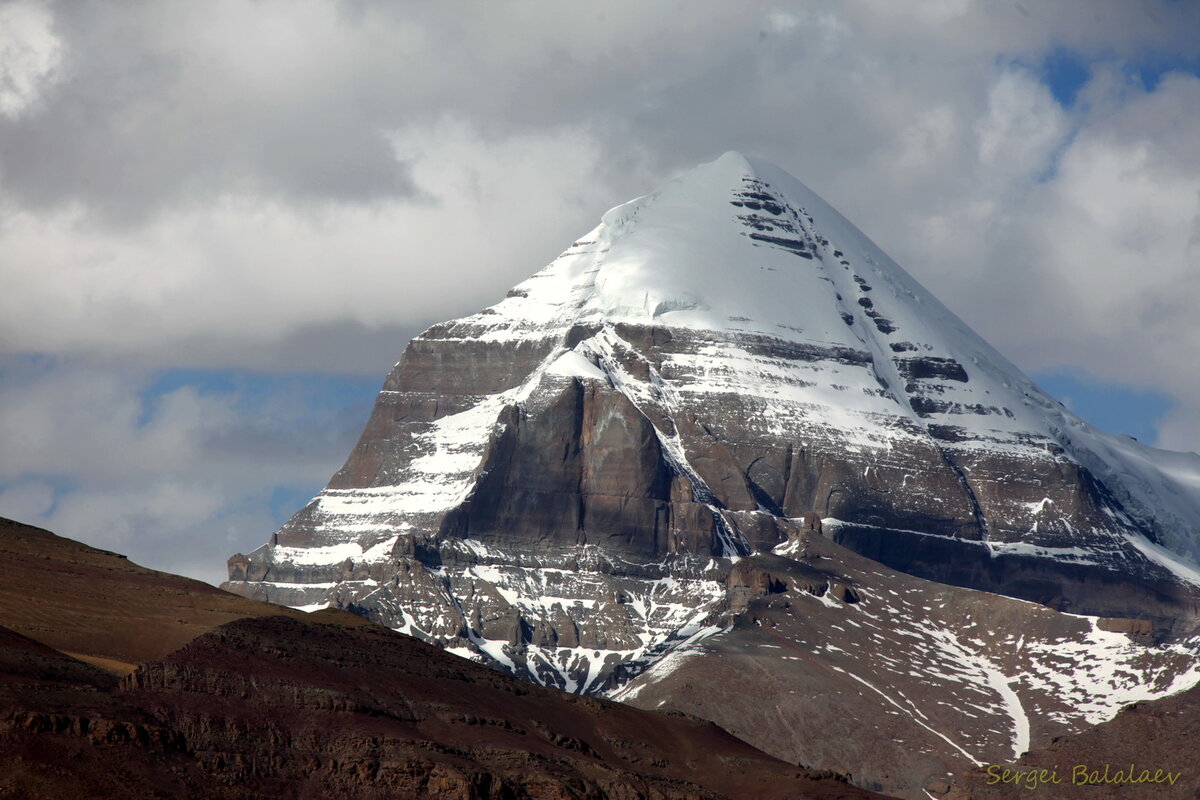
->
[226,145,1200,769]
[713,149,756,170]
[645,151,827,213]
[671,150,760,187]
[665,150,802,189]
[615,151,814,220]
[495,150,961,358]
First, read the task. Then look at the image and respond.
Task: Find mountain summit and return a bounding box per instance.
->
[228,151,1200,615]
[225,153,1200,797]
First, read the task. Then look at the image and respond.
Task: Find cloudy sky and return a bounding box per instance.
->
[2,0,1198,585]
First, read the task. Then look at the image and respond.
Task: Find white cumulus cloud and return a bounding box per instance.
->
[0,0,61,118]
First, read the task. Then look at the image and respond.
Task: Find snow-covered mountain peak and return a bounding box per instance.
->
[469,154,1028,449]
[468,156,1200,566]
[238,152,1200,584]
[225,155,1200,795]
[223,151,1200,796]
[481,153,980,364]
[499,150,864,339]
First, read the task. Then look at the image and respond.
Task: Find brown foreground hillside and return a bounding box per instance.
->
[0,516,315,673]
[0,517,890,800]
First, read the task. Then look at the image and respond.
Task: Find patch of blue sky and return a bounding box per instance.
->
[136,368,381,429]
[1027,43,1200,109]
[269,484,319,521]
[1031,368,1174,445]
[0,353,58,387]
[991,46,1088,183]
[207,484,322,537]
[1123,51,1200,91]
[130,368,384,536]
[1034,129,1077,184]
[1039,46,1092,108]
[136,368,381,529]
[0,474,77,516]
[1012,43,1199,182]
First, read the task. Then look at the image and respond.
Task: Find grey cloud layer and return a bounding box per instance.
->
[0,359,373,582]
[2,0,1200,582]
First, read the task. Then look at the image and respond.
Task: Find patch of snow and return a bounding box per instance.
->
[272,542,363,565]
[546,349,609,381]
[1125,533,1200,587]
[294,602,331,613]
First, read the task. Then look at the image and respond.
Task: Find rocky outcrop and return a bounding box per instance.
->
[726,560,789,613]
[439,380,681,558]
[1097,617,1156,639]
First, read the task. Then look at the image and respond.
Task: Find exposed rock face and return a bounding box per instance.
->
[221,153,1200,796]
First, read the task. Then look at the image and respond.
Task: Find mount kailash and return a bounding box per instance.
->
[224,152,1200,798]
